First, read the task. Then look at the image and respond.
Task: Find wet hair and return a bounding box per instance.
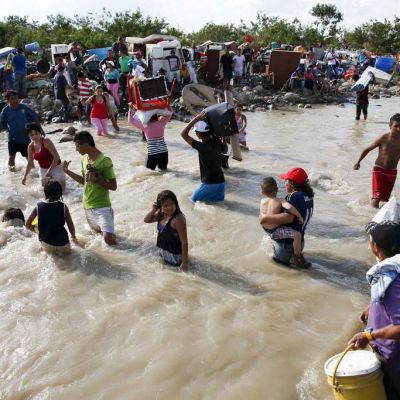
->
[17,47,23,54]
[389,113,400,126]
[6,90,18,100]
[156,190,182,215]
[26,122,43,136]
[44,180,63,201]
[77,71,86,78]
[2,208,25,223]
[366,221,400,257]
[261,177,278,194]
[73,131,95,147]
[291,180,314,199]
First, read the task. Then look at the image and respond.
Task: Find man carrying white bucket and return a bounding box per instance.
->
[348,221,400,399]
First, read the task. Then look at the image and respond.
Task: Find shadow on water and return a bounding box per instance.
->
[188,258,267,296]
[305,252,370,295]
[54,249,136,280]
[307,221,365,240]
[216,199,259,217]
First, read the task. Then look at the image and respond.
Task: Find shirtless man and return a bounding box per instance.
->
[259,177,309,268]
[354,113,400,208]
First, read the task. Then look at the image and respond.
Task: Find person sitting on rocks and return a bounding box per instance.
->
[304,66,315,94]
[290,66,304,94]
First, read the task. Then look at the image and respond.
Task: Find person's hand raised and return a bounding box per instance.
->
[62,160,71,173]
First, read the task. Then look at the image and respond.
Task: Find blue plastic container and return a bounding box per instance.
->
[25,42,40,52]
[271,42,279,49]
[375,57,394,73]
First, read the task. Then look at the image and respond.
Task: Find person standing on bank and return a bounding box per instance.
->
[219,47,233,88]
[62,131,117,245]
[181,111,225,202]
[0,90,41,170]
[12,47,27,97]
[54,65,71,123]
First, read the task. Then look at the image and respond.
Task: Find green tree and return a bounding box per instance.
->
[187,22,240,44]
[310,3,343,41]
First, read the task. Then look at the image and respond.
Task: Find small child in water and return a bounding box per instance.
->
[144,190,188,271]
[259,177,310,269]
[354,113,400,208]
[26,180,77,255]
[2,208,25,227]
[235,106,248,150]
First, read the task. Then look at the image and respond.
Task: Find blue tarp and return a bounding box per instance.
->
[87,47,111,61]
[0,47,17,59]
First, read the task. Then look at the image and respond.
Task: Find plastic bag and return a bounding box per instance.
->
[372,197,400,224]
[133,108,172,128]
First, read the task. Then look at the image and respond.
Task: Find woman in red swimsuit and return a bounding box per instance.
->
[22,123,66,191]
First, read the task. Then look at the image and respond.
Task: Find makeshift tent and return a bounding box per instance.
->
[87,48,111,61]
[0,47,17,59]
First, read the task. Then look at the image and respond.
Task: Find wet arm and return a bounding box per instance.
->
[281,201,303,222]
[64,206,77,242]
[354,137,381,169]
[25,208,37,232]
[95,177,117,191]
[143,204,159,223]
[259,212,294,226]
[63,161,85,185]
[22,145,34,184]
[175,216,189,272]
[181,111,206,146]
[349,324,400,350]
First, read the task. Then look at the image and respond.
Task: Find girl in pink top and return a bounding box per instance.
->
[128,106,172,170]
[85,85,116,136]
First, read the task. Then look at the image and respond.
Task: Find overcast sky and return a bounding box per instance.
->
[1,0,397,32]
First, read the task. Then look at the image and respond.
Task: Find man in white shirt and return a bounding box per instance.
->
[326,47,338,80]
[233,49,246,85]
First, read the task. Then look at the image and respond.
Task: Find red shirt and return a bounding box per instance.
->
[91,97,108,119]
[32,138,57,169]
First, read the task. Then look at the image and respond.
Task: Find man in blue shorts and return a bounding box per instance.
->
[181,111,225,202]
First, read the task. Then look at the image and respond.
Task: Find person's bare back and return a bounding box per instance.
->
[260,197,285,230]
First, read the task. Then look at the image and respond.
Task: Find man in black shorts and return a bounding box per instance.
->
[0,91,41,169]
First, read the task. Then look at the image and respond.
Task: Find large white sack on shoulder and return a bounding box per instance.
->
[372,197,400,223]
[133,108,172,127]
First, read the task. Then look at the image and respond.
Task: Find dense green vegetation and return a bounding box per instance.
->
[0,4,399,54]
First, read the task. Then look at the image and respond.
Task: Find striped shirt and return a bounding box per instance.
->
[78,80,92,99]
[128,112,171,155]
[147,137,168,155]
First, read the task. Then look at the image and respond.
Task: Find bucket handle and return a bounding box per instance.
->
[332,343,375,391]
[332,344,354,391]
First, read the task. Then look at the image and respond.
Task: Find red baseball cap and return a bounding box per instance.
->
[279,167,308,184]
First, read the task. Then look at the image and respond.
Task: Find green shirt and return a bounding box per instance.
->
[119,55,131,73]
[81,153,116,209]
